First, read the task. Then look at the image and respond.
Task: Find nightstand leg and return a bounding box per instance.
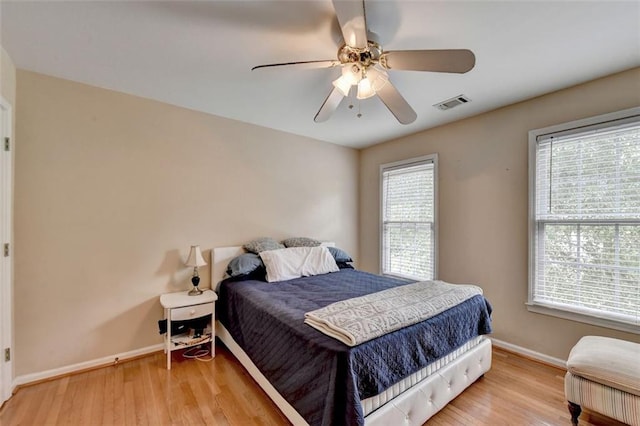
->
[166,312,171,370]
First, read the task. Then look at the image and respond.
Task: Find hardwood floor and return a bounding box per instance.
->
[0,342,626,425]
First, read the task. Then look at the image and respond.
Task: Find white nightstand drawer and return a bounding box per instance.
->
[170,303,213,321]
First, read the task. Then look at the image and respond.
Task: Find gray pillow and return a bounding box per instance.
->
[243,237,285,254]
[226,253,264,277]
[282,237,321,248]
[328,246,353,263]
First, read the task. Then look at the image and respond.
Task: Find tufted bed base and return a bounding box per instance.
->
[365,337,491,425]
[216,321,492,426]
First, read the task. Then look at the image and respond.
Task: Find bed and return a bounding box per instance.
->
[212,245,492,426]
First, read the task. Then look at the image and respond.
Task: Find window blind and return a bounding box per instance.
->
[536,121,640,220]
[382,161,435,280]
[533,119,640,325]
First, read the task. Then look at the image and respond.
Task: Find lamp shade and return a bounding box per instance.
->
[185,245,207,267]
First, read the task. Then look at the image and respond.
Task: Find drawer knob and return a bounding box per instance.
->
[190,309,196,316]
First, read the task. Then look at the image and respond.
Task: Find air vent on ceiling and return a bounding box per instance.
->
[433,95,471,111]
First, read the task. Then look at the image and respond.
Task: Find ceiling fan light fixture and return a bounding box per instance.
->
[332,76,352,97]
[342,63,363,85]
[356,77,375,100]
[367,66,389,92]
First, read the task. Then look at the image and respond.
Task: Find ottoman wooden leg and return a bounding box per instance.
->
[568,401,581,425]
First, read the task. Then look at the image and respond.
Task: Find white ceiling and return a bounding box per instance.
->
[2,1,639,149]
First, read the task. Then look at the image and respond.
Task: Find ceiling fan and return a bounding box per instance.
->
[251,0,476,125]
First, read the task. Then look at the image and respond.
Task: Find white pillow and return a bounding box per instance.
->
[259,246,339,283]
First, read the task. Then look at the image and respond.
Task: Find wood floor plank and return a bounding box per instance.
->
[57,373,85,425]
[0,343,630,425]
[141,358,168,425]
[112,360,125,426]
[46,376,70,425]
[102,364,116,425]
[28,380,55,424]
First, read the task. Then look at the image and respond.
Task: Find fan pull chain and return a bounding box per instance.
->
[347,99,363,118]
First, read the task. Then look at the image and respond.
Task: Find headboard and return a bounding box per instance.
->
[211,246,244,291]
[211,242,335,292]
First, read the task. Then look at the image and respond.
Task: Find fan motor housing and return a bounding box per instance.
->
[337,42,382,67]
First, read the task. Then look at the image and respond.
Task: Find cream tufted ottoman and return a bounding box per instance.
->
[565,336,640,426]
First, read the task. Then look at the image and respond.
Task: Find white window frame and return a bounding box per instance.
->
[379,154,438,281]
[527,106,640,334]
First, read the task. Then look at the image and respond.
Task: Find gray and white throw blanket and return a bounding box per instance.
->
[304,280,483,346]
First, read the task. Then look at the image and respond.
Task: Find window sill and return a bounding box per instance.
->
[382,272,430,282]
[525,303,639,335]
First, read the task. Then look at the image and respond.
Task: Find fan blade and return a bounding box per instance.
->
[381,49,476,74]
[333,0,368,49]
[252,59,340,71]
[376,81,417,125]
[314,87,344,122]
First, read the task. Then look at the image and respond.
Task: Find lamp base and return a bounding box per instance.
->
[188,287,203,296]
[188,274,203,296]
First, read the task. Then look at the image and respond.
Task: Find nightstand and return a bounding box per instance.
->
[160,289,218,370]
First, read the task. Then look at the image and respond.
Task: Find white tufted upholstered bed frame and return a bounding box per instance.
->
[212,246,492,426]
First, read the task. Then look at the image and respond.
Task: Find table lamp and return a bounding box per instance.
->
[185,245,207,295]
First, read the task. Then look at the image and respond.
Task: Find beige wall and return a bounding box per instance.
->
[360,67,640,360]
[14,70,359,376]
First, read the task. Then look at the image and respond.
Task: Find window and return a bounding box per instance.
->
[528,108,640,333]
[381,154,437,280]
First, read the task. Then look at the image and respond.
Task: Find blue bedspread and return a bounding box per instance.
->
[218,269,492,426]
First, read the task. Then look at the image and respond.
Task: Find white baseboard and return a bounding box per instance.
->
[9,339,566,392]
[12,343,164,389]
[491,338,566,369]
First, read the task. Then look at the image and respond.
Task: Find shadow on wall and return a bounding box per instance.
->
[156,247,212,293]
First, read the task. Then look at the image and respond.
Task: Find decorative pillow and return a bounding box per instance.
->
[336,261,354,270]
[282,237,321,248]
[327,246,353,263]
[259,246,339,283]
[221,267,266,284]
[226,253,264,277]
[243,237,285,254]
